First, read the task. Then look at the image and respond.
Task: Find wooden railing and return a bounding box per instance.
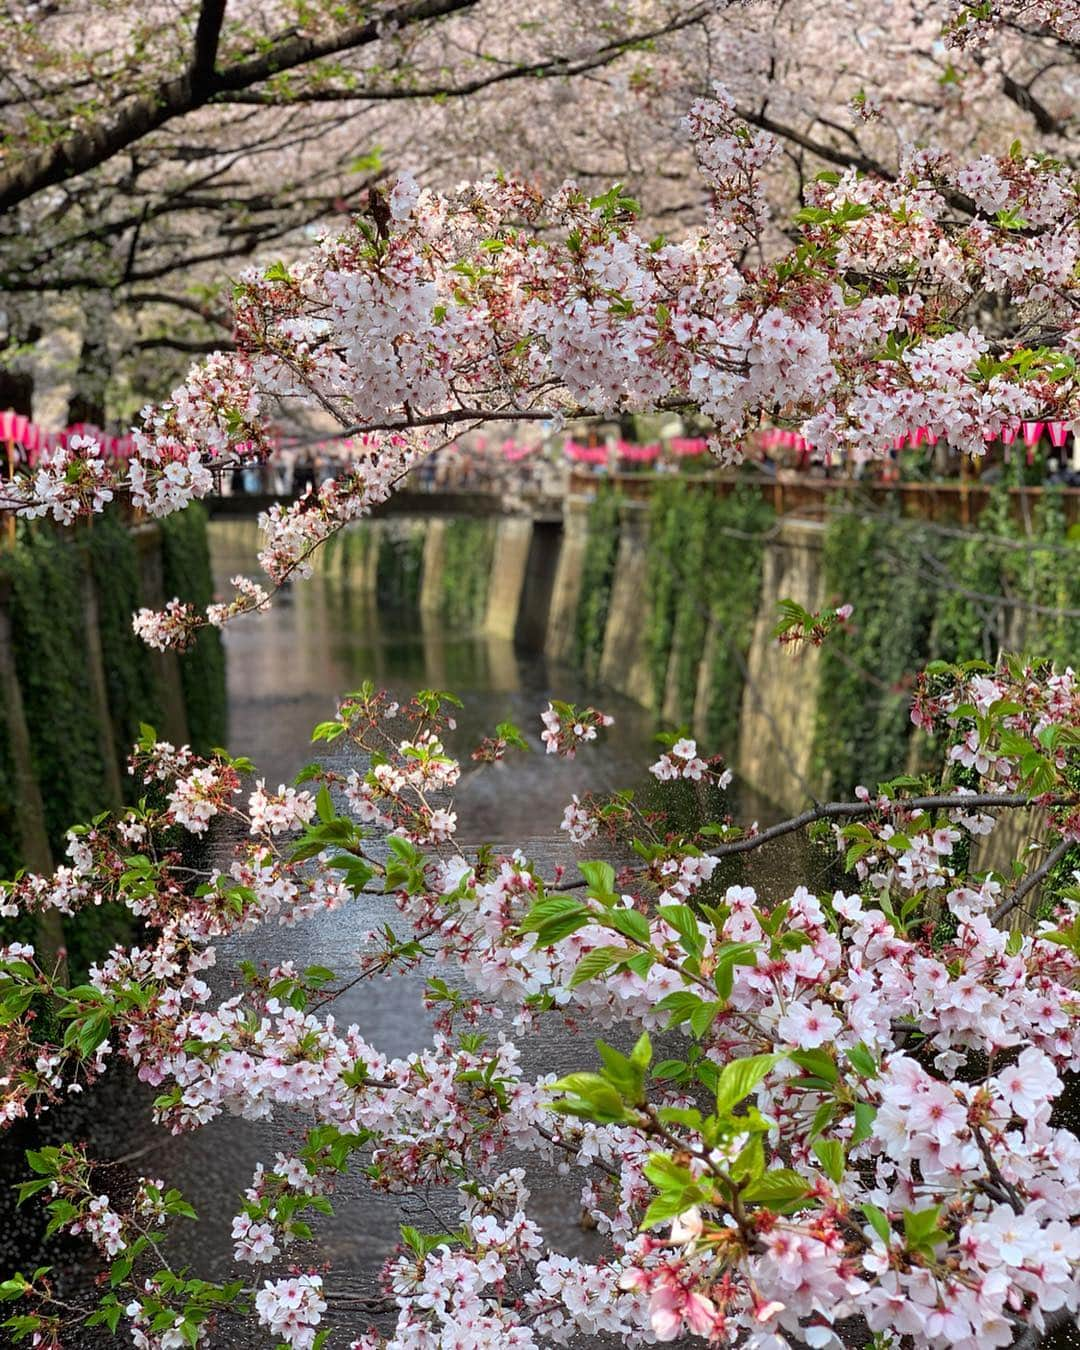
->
[568,471,1080,528]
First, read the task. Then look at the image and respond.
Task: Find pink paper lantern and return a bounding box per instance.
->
[1022,421,1044,447]
[1047,421,1069,448]
[999,423,1019,446]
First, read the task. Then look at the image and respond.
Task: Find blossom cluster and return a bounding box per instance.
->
[539,702,615,757]
[2,85,1076,652]
[0,660,1078,1347]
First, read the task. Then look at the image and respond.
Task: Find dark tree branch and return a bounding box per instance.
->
[191,0,228,88]
[124,291,231,326]
[552,793,1080,892]
[1000,70,1064,137]
[132,335,235,354]
[213,6,716,107]
[991,837,1072,926]
[730,102,978,215]
[0,0,474,211]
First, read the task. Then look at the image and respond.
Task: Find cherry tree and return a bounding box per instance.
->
[0,1,1079,1346]
[0,0,726,413]
[3,0,1076,417]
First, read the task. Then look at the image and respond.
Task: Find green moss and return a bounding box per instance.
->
[160,503,227,753]
[812,513,936,797]
[572,487,622,682]
[812,489,1080,796]
[439,519,496,629]
[644,481,683,705]
[0,665,16,877]
[1003,488,1080,666]
[700,491,773,751]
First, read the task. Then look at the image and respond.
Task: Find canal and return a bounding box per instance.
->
[6,523,1071,1347]
[0,524,794,1346]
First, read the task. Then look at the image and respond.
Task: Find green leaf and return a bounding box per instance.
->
[903,1205,947,1252]
[741,1169,810,1206]
[715,1054,781,1114]
[808,1100,838,1140]
[657,903,704,955]
[630,1031,652,1069]
[550,1073,628,1122]
[845,1043,877,1078]
[315,786,335,823]
[77,1012,111,1058]
[606,908,651,945]
[568,946,624,988]
[788,1048,838,1084]
[811,1139,845,1183]
[578,860,616,898]
[861,1203,892,1245]
[852,1100,876,1145]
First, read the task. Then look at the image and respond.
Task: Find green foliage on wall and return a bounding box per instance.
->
[927,504,1012,664]
[644,483,773,751]
[1,526,109,854]
[573,487,622,681]
[343,523,373,578]
[375,523,425,612]
[0,673,16,878]
[644,483,683,705]
[439,519,496,629]
[1001,488,1080,666]
[813,513,937,798]
[814,490,1080,796]
[87,511,162,785]
[160,503,227,753]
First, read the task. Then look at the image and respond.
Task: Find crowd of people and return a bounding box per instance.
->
[144,424,1080,500]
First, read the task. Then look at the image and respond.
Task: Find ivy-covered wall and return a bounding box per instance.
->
[644,483,774,751]
[813,487,1080,797]
[160,503,227,754]
[0,505,226,866]
[812,513,937,797]
[572,487,622,682]
[87,512,163,785]
[2,528,111,855]
[437,519,497,629]
[0,654,18,879]
[375,524,426,613]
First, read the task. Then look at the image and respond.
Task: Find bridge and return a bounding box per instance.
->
[204,488,563,522]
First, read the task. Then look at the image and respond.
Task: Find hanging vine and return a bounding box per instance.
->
[439,519,497,630]
[572,486,622,682]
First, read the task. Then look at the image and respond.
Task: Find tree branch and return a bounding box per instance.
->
[191,0,228,89]
[990,836,1072,926]
[1000,70,1064,137]
[213,6,716,107]
[0,0,474,211]
[731,102,978,215]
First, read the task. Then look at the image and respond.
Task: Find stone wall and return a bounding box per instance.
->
[0,513,220,877]
[322,503,818,809]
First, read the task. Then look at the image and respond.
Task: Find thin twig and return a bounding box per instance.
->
[990,836,1072,926]
[551,793,1079,890]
